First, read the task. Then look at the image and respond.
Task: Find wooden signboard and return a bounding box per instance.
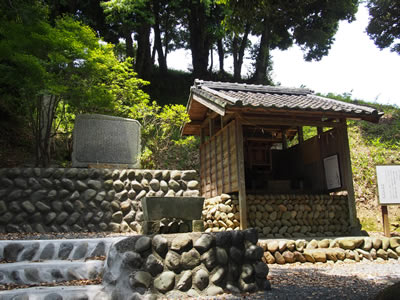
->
[376,165,400,205]
[376,165,400,237]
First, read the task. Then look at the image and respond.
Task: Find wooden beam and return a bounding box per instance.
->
[188,120,202,127]
[240,115,341,128]
[235,117,247,229]
[202,111,219,128]
[193,94,226,116]
[227,106,378,123]
[298,126,304,144]
[245,137,284,143]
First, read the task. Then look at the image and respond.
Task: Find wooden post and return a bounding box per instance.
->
[209,118,214,137]
[220,129,225,193]
[199,131,204,197]
[298,126,304,144]
[235,118,248,229]
[339,121,358,231]
[214,134,219,195]
[381,205,391,237]
[227,123,233,193]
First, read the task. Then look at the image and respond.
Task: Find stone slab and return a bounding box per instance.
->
[72,114,141,168]
[142,197,205,221]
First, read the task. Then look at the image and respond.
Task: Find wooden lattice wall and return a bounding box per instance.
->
[200,120,239,198]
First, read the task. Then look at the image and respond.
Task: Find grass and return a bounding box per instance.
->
[360,216,380,232]
[329,94,400,233]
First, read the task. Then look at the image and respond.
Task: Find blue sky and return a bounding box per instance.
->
[168,4,400,106]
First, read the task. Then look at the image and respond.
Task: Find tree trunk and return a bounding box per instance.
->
[153,0,167,73]
[188,0,211,79]
[217,38,224,73]
[208,46,213,73]
[32,94,59,167]
[253,20,271,84]
[151,43,156,65]
[124,28,134,59]
[135,23,152,79]
[233,24,250,82]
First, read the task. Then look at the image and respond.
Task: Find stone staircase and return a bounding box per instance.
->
[0,237,123,300]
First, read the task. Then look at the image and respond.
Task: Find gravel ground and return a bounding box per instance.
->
[227,260,400,300]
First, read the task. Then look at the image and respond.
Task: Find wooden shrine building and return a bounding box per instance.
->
[182,80,383,232]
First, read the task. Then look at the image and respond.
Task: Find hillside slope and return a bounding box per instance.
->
[347,103,400,233]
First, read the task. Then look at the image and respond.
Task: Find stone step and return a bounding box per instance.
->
[0,237,122,262]
[0,285,109,300]
[0,260,104,285]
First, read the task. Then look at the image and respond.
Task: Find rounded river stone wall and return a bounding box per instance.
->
[203,193,350,238]
[0,168,199,234]
[259,236,400,264]
[104,229,270,299]
[202,194,240,232]
[247,194,350,238]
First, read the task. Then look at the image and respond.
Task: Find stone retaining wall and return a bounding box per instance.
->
[258,237,400,264]
[202,193,350,238]
[0,168,200,234]
[247,194,350,238]
[103,230,270,299]
[202,194,240,232]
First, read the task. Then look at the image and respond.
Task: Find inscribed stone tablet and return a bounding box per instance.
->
[72,114,141,168]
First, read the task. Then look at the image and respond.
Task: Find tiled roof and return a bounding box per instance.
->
[191,80,382,122]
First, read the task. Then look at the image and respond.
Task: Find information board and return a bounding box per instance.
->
[376,165,400,205]
[323,154,342,190]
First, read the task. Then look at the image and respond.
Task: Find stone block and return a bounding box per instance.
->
[142,196,204,221]
[72,114,141,168]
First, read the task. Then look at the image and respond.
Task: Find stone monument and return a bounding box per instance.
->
[72,114,141,168]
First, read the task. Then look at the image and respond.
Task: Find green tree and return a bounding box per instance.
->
[220,1,253,80]
[220,0,359,84]
[366,0,400,54]
[101,0,154,78]
[0,1,149,166]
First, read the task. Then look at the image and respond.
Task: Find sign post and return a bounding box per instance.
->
[376,165,400,237]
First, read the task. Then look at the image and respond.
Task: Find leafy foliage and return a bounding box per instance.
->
[366,0,400,54]
[137,104,199,170]
[0,1,150,166]
[42,0,361,83]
